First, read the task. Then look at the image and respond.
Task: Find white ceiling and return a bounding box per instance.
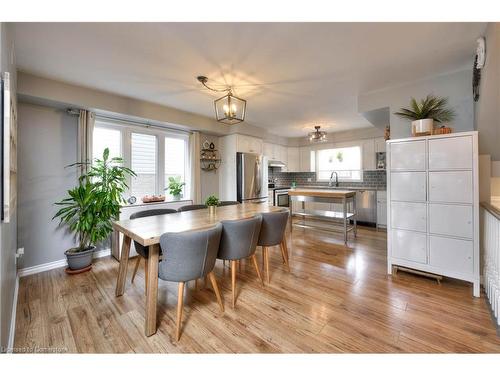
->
[13,22,486,137]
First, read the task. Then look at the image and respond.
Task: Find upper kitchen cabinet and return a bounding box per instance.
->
[263,142,276,160]
[375,137,386,153]
[362,139,376,170]
[263,142,288,162]
[428,135,473,170]
[299,146,315,172]
[278,145,288,164]
[237,134,263,154]
[390,140,426,170]
[287,147,300,172]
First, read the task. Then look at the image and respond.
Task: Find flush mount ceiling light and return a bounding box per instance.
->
[308,126,327,143]
[197,76,246,125]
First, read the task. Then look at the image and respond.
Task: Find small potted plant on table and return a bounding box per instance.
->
[53,148,135,273]
[205,195,220,215]
[394,94,455,136]
[166,176,186,200]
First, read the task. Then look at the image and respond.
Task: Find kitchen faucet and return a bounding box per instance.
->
[329,171,339,187]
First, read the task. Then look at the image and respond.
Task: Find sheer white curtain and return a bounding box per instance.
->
[77,110,95,175]
[188,131,201,204]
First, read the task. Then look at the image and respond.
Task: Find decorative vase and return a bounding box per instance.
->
[208,205,217,215]
[65,246,95,271]
[411,119,434,136]
[172,194,183,201]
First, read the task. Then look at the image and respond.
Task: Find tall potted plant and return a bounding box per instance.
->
[53,148,135,272]
[394,94,455,135]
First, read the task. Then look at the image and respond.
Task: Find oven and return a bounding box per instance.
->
[274,188,290,207]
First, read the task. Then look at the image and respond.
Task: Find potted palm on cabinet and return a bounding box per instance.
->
[394,94,455,136]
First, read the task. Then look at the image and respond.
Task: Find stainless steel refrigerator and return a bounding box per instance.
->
[236,152,268,203]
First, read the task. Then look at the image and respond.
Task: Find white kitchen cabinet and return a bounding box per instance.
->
[387,132,479,297]
[429,203,473,239]
[429,236,474,275]
[237,134,263,154]
[390,140,426,170]
[375,137,386,153]
[428,171,473,204]
[390,201,426,232]
[428,136,472,170]
[287,147,300,172]
[391,230,427,264]
[376,190,387,228]
[390,172,426,202]
[362,139,376,170]
[278,145,288,165]
[299,146,315,172]
[263,142,275,160]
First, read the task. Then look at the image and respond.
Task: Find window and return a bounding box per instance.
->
[92,126,121,160]
[131,133,157,198]
[164,137,188,199]
[316,146,362,181]
[92,118,190,201]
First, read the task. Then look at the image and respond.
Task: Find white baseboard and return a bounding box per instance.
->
[6,274,19,353]
[18,248,111,278]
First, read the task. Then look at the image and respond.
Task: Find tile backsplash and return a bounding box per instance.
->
[268,169,386,189]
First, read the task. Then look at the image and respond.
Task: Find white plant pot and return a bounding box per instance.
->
[412,119,434,134]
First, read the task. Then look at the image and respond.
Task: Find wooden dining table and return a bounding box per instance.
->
[113,202,287,336]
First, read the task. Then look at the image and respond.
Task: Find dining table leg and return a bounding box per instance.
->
[115,234,131,297]
[145,243,160,336]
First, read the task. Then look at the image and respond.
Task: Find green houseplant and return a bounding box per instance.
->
[394,94,455,135]
[205,195,220,214]
[53,148,136,271]
[166,176,186,200]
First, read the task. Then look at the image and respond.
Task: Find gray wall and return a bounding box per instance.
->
[0,22,18,351]
[358,69,474,139]
[17,102,79,269]
[474,23,500,161]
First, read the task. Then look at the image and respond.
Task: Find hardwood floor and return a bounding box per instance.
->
[14,221,500,353]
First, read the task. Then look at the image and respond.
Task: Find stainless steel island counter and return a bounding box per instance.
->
[288,189,357,244]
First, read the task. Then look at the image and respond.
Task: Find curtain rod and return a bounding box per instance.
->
[92,112,194,135]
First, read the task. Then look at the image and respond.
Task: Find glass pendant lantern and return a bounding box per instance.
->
[214,90,246,125]
[308,126,327,143]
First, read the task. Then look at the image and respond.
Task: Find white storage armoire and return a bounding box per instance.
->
[387,131,480,297]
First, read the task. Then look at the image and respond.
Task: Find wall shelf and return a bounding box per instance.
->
[200,147,221,172]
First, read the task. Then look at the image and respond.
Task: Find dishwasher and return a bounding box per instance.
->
[354,190,377,226]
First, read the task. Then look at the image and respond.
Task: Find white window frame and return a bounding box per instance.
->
[314,141,364,182]
[164,132,190,200]
[93,117,190,199]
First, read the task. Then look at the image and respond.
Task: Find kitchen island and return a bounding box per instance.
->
[288,188,357,244]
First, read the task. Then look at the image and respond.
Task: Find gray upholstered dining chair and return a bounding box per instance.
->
[178,204,207,212]
[258,209,290,283]
[129,209,178,292]
[217,215,263,308]
[159,224,224,341]
[218,201,240,206]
